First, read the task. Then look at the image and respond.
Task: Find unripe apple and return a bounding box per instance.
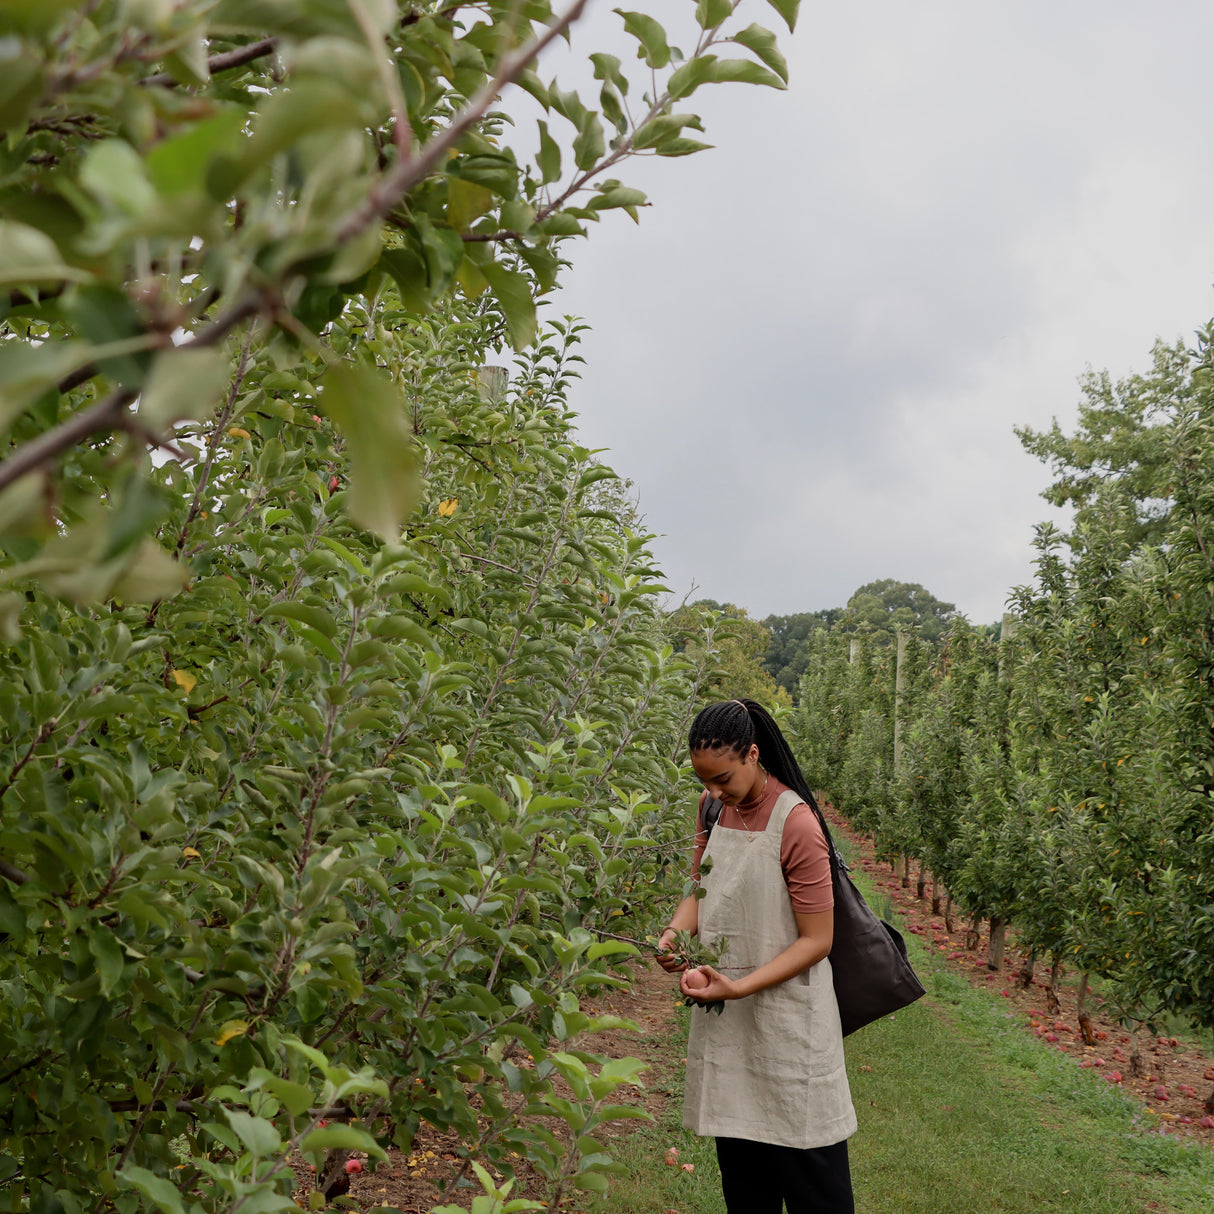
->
[684,968,709,992]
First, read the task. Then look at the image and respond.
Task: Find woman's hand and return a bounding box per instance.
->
[655,927,687,973]
[680,964,740,1002]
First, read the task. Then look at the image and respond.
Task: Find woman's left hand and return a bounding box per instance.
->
[680,965,743,1002]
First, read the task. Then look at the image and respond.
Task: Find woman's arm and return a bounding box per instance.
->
[680,908,833,1000]
[655,894,700,973]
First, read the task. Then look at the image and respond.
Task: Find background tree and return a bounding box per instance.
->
[837,579,958,647]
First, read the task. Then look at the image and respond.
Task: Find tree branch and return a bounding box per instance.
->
[0,856,30,886]
[140,38,278,87]
[0,389,136,494]
[332,0,589,246]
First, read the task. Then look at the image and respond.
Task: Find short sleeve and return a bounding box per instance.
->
[781,803,833,914]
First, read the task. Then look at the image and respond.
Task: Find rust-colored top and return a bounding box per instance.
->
[691,776,833,914]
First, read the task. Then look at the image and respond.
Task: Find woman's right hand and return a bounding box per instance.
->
[655,927,687,973]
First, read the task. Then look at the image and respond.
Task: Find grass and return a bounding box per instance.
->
[588,876,1214,1214]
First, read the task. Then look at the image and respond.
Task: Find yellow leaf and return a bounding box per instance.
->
[172,669,197,693]
[216,1019,249,1047]
[438,497,459,517]
[181,846,201,860]
[227,426,251,439]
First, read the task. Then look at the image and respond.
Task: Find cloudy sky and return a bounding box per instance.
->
[517,0,1214,625]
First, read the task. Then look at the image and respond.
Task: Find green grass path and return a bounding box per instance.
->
[594,958,1214,1213]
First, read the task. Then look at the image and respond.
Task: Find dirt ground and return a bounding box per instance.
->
[294,805,1214,1210]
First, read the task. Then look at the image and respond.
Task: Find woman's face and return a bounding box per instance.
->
[691,743,763,806]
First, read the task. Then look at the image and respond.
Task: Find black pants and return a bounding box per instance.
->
[715,1136,854,1214]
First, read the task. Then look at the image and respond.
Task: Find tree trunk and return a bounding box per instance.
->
[987,916,1006,971]
[1018,948,1035,990]
[1046,957,1063,1014]
[900,854,910,888]
[1129,1026,1146,1078]
[915,860,926,901]
[930,874,941,916]
[944,893,954,934]
[1076,972,1096,1045]
[965,917,981,951]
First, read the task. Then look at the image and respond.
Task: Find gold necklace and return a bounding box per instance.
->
[733,771,769,841]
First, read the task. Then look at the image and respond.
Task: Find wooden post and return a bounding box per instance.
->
[849,638,859,664]
[894,629,909,887]
[475,365,509,402]
[893,629,908,773]
[998,611,1018,680]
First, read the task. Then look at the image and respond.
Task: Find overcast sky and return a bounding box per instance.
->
[517,0,1214,625]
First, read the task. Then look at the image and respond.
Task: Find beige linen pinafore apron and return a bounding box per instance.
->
[683,790,857,1149]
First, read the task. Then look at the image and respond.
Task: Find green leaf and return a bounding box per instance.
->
[263,601,339,637]
[481,262,537,352]
[0,221,87,287]
[211,79,363,195]
[632,112,704,151]
[79,140,157,217]
[89,926,125,996]
[224,1108,282,1157]
[589,53,628,95]
[587,187,647,213]
[0,340,94,433]
[447,176,496,233]
[587,940,638,960]
[118,1165,187,1214]
[703,58,786,89]
[613,10,671,68]
[319,363,420,538]
[572,112,605,173]
[732,23,789,83]
[766,0,801,32]
[299,1124,387,1160]
[536,120,562,185]
[111,539,192,603]
[654,136,713,157]
[139,348,231,430]
[666,56,718,101]
[162,31,211,86]
[146,107,247,198]
[695,0,732,29]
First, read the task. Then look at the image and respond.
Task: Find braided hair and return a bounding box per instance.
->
[688,698,820,812]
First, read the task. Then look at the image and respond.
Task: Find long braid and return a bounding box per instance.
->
[688,698,820,812]
[687,700,754,755]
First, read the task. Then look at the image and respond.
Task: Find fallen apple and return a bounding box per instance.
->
[345,1159,362,1174]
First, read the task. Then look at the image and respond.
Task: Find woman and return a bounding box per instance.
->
[656,698,857,1214]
